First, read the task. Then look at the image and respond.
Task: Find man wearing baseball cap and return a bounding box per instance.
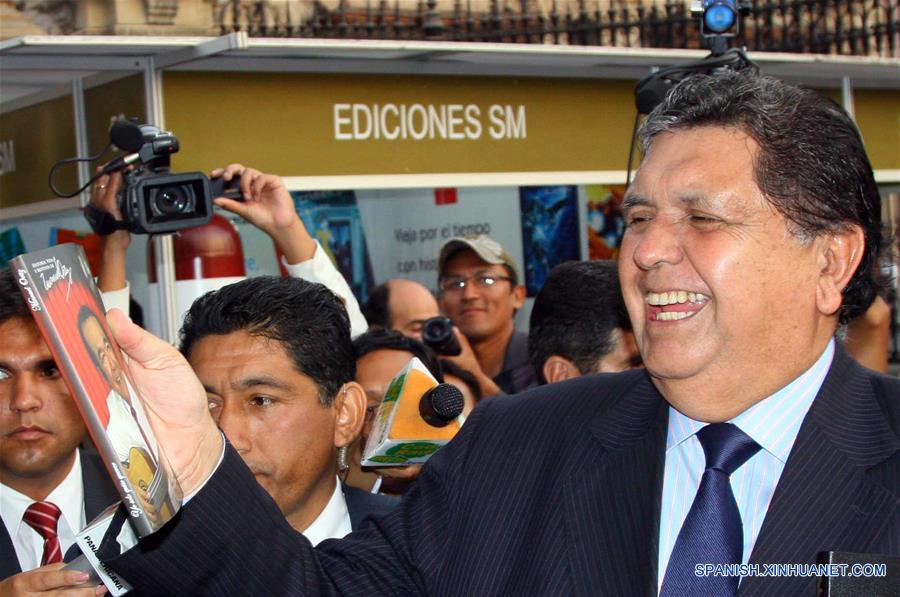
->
[437,235,536,395]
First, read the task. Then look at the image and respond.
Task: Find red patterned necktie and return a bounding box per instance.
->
[23,501,63,565]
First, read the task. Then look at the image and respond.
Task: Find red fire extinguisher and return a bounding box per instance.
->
[146,214,246,334]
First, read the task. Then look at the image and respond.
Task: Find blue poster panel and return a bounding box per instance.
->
[291,190,374,303]
[519,185,579,296]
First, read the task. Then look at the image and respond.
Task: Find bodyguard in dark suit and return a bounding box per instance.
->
[0,270,119,594]
[343,485,399,531]
[177,276,394,542]
[99,70,897,596]
[1,448,118,579]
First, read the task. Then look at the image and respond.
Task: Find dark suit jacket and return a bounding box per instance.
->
[1,447,119,579]
[106,346,899,596]
[344,484,398,532]
[494,330,537,395]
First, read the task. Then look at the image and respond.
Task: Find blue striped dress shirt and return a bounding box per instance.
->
[656,339,835,592]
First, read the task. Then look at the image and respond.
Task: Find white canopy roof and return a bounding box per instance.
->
[2,32,898,108]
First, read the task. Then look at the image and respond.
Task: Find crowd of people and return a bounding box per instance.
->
[1,69,896,596]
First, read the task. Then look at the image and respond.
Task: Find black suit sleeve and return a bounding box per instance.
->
[103,400,489,596]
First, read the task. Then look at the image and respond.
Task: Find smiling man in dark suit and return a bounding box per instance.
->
[96,70,897,596]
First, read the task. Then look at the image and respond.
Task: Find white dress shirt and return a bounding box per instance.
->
[100,243,367,338]
[0,451,85,572]
[657,340,835,592]
[99,282,130,315]
[281,241,368,338]
[301,477,353,546]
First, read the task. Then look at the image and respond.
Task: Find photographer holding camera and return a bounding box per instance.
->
[362,280,504,400]
[436,236,535,396]
[86,161,366,338]
[88,168,132,313]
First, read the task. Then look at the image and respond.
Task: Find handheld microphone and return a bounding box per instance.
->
[419,383,464,427]
[109,119,145,152]
[362,357,464,466]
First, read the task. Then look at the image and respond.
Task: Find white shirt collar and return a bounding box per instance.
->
[301,476,352,546]
[666,339,835,460]
[1,450,86,567]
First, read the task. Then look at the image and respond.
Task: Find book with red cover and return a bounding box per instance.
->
[9,243,181,537]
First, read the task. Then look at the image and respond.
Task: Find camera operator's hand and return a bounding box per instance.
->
[211,164,316,265]
[107,308,223,497]
[90,168,124,220]
[444,327,502,398]
[89,168,130,293]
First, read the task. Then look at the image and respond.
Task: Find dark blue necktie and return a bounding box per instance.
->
[660,423,762,596]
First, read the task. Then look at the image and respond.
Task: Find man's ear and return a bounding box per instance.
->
[511,284,526,309]
[333,382,366,449]
[542,356,580,384]
[816,225,865,317]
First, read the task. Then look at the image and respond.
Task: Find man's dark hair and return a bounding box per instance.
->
[352,327,443,382]
[179,276,355,407]
[361,282,391,328]
[0,268,30,325]
[528,260,632,384]
[640,70,885,323]
[439,359,482,403]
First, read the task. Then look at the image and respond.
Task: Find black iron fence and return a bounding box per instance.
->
[215,0,898,57]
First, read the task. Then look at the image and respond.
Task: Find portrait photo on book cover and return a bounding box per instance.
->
[74,304,177,521]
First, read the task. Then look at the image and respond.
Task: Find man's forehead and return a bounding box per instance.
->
[622,190,738,212]
[443,251,506,274]
[0,316,55,365]
[388,280,438,309]
[80,314,105,339]
[357,348,415,384]
[625,129,763,213]
[1,315,39,334]
[191,331,316,390]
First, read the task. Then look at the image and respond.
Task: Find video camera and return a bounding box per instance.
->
[627,0,758,183]
[633,0,756,116]
[88,120,213,235]
[51,119,241,235]
[691,0,752,55]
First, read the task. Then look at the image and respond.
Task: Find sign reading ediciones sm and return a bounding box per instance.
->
[334,103,526,141]
[163,72,638,176]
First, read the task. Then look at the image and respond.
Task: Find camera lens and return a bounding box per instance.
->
[131,170,213,233]
[422,316,462,356]
[154,187,189,214]
[148,184,197,219]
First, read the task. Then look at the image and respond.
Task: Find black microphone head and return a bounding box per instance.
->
[427,383,465,421]
[109,119,144,152]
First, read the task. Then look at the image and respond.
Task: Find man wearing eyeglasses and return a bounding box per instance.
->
[436,235,535,396]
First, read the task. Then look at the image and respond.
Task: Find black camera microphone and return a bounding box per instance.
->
[109,119,145,153]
